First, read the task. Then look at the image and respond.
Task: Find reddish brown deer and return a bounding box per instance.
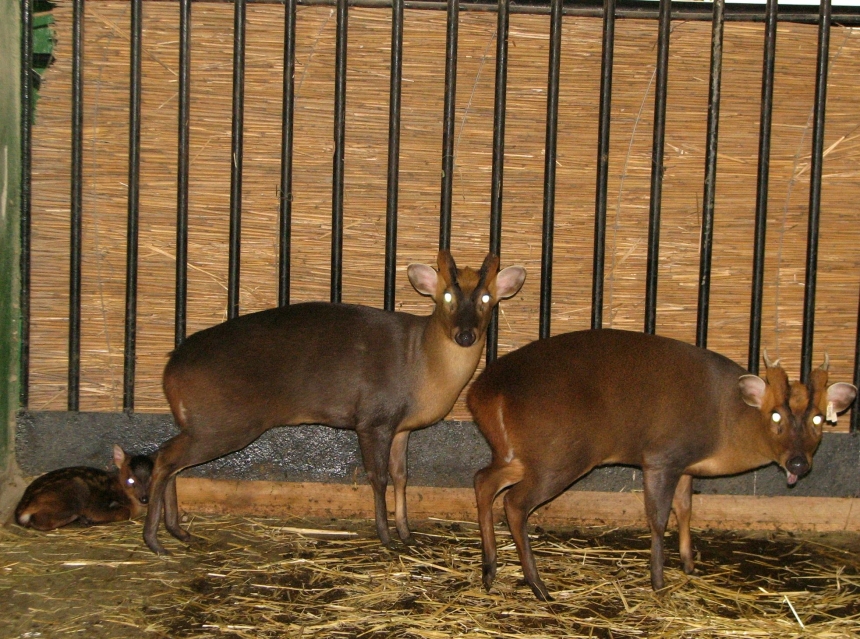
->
[144,251,526,554]
[16,445,153,530]
[468,329,857,600]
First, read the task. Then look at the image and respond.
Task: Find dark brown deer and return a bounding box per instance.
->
[16,445,153,530]
[144,251,526,554]
[468,329,856,600]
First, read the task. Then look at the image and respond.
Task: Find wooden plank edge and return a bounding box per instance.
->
[176,478,860,532]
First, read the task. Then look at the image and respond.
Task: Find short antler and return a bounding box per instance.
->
[437,250,459,287]
[478,253,500,284]
[762,349,780,369]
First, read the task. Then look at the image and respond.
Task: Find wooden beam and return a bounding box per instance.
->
[177,478,860,532]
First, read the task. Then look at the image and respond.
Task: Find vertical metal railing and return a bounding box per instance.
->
[695,0,725,350]
[227,0,246,320]
[538,0,563,340]
[384,0,404,311]
[439,0,458,252]
[19,0,33,409]
[175,0,191,346]
[747,0,778,375]
[123,0,143,413]
[15,0,858,427]
[279,0,297,308]
[68,0,84,411]
[331,0,348,303]
[643,0,670,335]
[591,0,615,331]
[486,0,509,364]
[800,0,831,384]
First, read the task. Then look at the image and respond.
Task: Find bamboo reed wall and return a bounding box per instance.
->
[28,1,860,428]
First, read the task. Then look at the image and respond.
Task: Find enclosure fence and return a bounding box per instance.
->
[18,0,860,431]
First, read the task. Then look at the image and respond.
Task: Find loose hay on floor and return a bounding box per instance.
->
[1,514,858,638]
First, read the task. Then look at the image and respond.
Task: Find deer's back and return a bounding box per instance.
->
[164,302,427,430]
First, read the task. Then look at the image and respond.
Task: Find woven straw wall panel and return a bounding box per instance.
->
[29,2,860,427]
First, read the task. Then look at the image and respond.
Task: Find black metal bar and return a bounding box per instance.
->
[486,0,509,364]
[439,0,458,252]
[800,0,831,384]
[695,0,725,350]
[227,0,246,319]
[20,0,33,408]
[175,0,191,345]
[123,0,143,413]
[331,0,348,303]
[538,0,562,341]
[748,0,777,375]
[644,0,670,335]
[68,0,84,412]
[384,0,404,311]
[591,0,614,331]
[279,0,296,307]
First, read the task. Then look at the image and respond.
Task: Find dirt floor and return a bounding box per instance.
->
[1,513,858,638]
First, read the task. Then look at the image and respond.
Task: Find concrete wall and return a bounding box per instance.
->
[17,411,860,498]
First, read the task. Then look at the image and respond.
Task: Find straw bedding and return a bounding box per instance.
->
[27,2,860,425]
[2,514,858,637]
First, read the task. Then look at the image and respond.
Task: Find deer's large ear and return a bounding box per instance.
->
[738,374,767,408]
[493,266,526,300]
[407,263,438,297]
[826,382,857,414]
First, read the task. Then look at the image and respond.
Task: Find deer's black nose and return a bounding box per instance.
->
[455,330,476,347]
[786,456,809,477]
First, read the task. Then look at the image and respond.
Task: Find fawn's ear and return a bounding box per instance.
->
[112,444,127,469]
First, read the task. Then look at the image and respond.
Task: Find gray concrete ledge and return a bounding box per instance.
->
[15,411,860,497]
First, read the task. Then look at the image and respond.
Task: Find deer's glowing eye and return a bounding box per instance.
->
[771,412,782,424]
[812,415,823,426]
[127,478,135,485]
[444,292,453,303]
[481,294,491,304]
